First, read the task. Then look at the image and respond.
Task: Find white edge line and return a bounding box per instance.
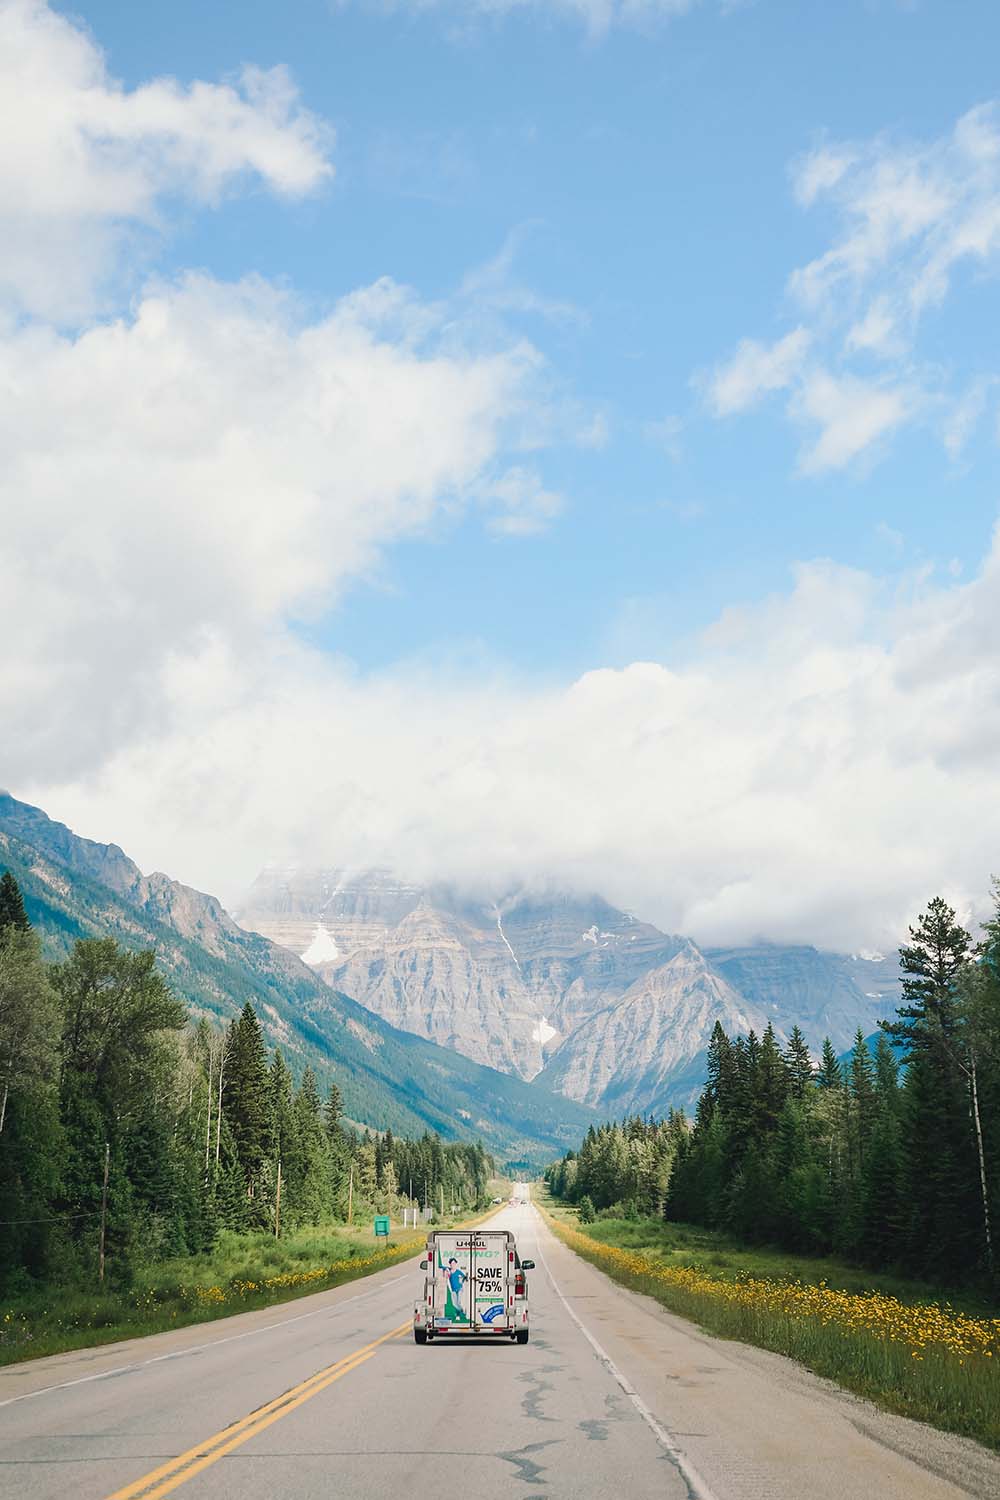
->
[532,1209,719,1500]
[0,1270,411,1410]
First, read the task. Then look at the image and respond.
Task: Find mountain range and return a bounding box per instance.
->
[236,868,903,1115]
[0,794,596,1164]
[1,791,904,1140]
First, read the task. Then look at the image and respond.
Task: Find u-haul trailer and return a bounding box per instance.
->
[413,1229,534,1345]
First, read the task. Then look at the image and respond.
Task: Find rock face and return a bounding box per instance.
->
[538,941,773,1113]
[705,944,902,1055]
[237,874,685,1079]
[237,868,902,1113]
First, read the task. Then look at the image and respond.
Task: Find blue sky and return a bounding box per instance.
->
[64,0,1000,674]
[6,0,1000,946]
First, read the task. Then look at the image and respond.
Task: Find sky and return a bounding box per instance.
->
[3,0,1000,950]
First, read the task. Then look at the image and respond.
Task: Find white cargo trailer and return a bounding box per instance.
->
[413,1229,533,1345]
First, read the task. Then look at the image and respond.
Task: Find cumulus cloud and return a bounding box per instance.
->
[0,272,544,782]
[707,103,1000,471]
[26,534,1000,953]
[0,0,332,319]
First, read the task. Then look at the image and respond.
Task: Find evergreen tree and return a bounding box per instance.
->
[223,1004,271,1211]
[0,927,60,1136]
[784,1025,813,1100]
[756,1022,789,1133]
[883,896,971,1050]
[816,1038,843,1090]
[0,872,30,933]
[324,1082,343,1138]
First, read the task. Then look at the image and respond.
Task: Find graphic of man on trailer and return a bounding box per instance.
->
[437,1251,469,1323]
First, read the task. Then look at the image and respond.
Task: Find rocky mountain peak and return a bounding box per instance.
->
[235,864,902,1115]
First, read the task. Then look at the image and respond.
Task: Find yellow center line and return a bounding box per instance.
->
[103,1319,411,1500]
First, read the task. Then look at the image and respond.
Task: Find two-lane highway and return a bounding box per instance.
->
[3,1205,999,1500]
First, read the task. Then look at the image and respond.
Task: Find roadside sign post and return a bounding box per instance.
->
[374,1214,390,1239]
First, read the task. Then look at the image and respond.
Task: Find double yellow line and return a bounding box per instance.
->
[104,1319,411,1500]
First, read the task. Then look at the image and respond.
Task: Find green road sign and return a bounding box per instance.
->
[374,1215,390,1237]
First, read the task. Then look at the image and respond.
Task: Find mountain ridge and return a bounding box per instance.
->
[0,794,597,1163]
[237,866,903,1114]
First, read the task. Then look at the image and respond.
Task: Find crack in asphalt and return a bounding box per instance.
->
[497,1439,559,1486]
[518,1363,561,1424]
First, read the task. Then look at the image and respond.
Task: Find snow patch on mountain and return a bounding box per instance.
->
[300,922,341,965]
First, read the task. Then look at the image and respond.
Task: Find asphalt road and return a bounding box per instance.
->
[3,1203,1000,1500]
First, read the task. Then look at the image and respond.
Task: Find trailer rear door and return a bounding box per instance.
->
[469,1233,511,1329]
[428,1231,512,1330]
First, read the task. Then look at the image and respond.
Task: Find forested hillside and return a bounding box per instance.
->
[0,872,493,1295]
[0,794,595,1161]
[548,891,1000,1285]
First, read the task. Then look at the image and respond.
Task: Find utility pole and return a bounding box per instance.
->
[98,1141,110,1284]
[204,1051,213,1176]
[214,1045,225,1167]
[274,1159,282,1240]
[347,1162,354,1226]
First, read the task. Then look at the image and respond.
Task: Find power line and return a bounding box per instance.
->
[0,1208,101,1227]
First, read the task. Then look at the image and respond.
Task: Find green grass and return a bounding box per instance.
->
[0,1205,498,1369]
[542,1199,997,1318]
[540,1193,1000,1450]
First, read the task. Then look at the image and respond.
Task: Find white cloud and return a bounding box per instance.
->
[482,466,564,535]
[459,229,586,327]
[7,1,1000,964]
[791,144,857,208]
[942,375,997,458]
[789,106,1000,324]
[792,369,913,474]
[27,536,1000,954]
[0,272,543,780]
[707,328,810,415]
[708,103,1000,471]
[0,0,332,320]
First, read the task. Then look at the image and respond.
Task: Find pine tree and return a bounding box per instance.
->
[324,1082,343,1138]
[816,1037,843,1090]
[884,899,980,1276]
[883,896,971,1051]
[268,1050,295,1161]
[223,1004,271,1206]
[848,1031,877,1162]
[756,1022,789,1133]
[0,872,30,933]
[784,1025,813,1100]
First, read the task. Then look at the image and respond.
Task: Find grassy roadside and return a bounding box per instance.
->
[1,1202,502,1368]
[539,1194,1000,1450]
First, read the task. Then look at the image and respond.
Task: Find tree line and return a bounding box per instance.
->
[0,872,493,1293]
[547,891,1000,1285]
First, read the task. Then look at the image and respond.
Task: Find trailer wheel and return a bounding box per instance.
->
[414,1327,428,1345]
[516,1329,529,1345]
